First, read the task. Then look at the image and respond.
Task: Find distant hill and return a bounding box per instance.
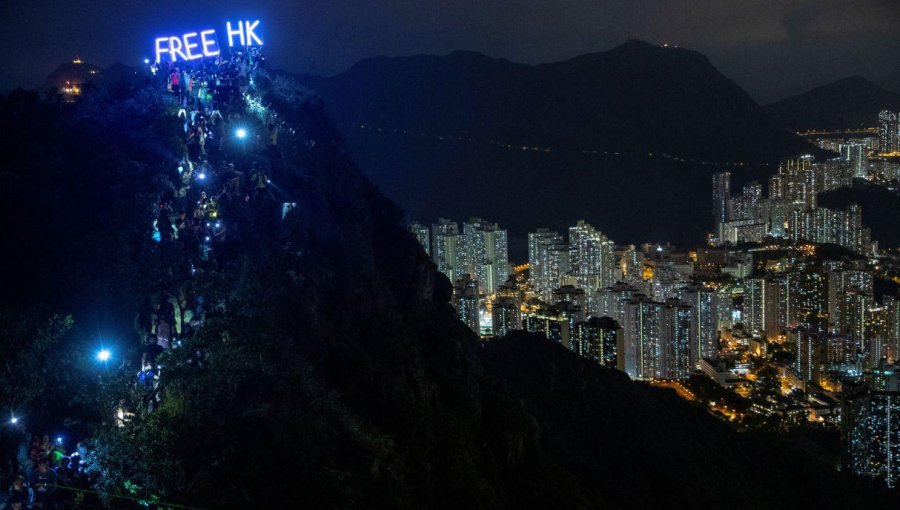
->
[41,60,102,92]
[292,40,823,251]
[41,61,142,96]
[765,76,900,131]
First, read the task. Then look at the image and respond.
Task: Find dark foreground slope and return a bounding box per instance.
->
[0,79,893,509]
[483,333,894,509]
[293,40,822,248]
[766,76,900,131]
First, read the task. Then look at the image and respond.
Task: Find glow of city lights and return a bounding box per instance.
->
[97,349,112,362]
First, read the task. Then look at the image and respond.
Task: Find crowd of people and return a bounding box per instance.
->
[3,47,291,509]
[151,47,281,262]
[142,47,286,416]
[1,437,92,510]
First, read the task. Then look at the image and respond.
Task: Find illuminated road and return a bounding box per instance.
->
[650,379,696,401]
[799,128,876,137]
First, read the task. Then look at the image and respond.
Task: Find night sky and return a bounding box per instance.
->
[2,0,898,102]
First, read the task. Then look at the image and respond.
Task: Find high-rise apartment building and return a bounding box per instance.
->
[618,294,694,380]
[843,371,900,489]
[408,222,430,256]
[528,229,565,301]
[569,221,616,312]
[462,218,509,295]
[839,143,867,179]
[886,295,900,361]
[659,298,693,379]
[432,218,465,283]
[453,274,480,333]
[744,277,779,337]
[529,229,570,302]
[842,288,871,348]
[828,269,874,334]
[525,306,570,346]
[879,110,899,155]
[712,171,731,223]
[782,270,827,329]
[743,181,763,204]
[712,171,731,241]
[788,204,872,254]
[491,296,521,338]
[575,316,620,368]
[621,295,663,380]
[681,285,718,368]
[793,327,824,386]
[779,155,815,209]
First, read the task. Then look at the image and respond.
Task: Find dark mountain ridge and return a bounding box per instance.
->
[299,40,814,162]
[291,40,823,251]
[766,76,900,131]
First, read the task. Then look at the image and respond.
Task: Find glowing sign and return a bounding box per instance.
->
[226,20,263,47]
[155,20,263,63]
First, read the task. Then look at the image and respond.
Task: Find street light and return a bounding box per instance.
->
[143,58,150,65]
[235,128,247,139]
[10,417,18,425]
[97,349,112,362]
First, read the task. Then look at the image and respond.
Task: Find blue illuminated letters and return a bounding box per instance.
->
[154,20,262,63]
[226,20,263,47]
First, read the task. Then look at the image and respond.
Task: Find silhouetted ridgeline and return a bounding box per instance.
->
[766,76,900,131]
[292,40,825,249]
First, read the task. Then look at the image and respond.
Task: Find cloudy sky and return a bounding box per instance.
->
[2,0,898,102]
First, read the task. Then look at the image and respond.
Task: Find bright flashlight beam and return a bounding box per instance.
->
[97,349,112,362]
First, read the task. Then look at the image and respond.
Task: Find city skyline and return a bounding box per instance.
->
[408,110,900,487]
